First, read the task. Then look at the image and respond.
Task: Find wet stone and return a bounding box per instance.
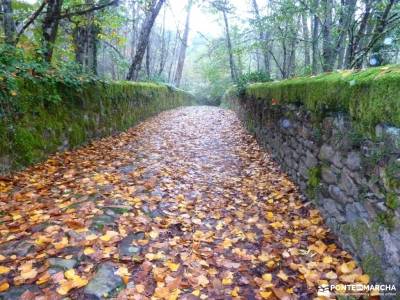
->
[48,258,77,270]
[0,240,35,257]
[118,165,137,174]
[30,222,49,233]
[103,205,132,216]
[0,285,40,300]
[149,208,164,219]
[118,233,143,257]
[84,263,124,299]
[90,214,116,231]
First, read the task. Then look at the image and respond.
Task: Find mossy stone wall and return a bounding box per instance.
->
[224,67,400,287]
[0,81,195,173]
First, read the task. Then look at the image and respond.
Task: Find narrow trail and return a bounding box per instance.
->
[0,106,367,299]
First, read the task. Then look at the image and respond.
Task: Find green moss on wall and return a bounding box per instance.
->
[361,253,385,281]
[244,66,400,134]
[0,81,195,173]
[307,166,321,200]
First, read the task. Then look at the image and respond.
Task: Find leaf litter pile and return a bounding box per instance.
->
[0,107,369,299]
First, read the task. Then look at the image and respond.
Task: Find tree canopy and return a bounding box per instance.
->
[1,0,400,104]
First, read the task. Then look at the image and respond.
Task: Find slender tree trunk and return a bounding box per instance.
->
[301,12,311,71]
[353,0,396,68]
[252,0,271,76]
[345,0,372,68]
[1,0,16,45]
[168,30,179,82]
[145,36,151,78]
[335,0,356,69]
[222,9,237,81]
[174,0,193,87]
[126,0,165,80]
[311,0,320,74]
[130,1,138,59]
[321,0,334,71]
[158,7,168,75]
[42,0,63,62]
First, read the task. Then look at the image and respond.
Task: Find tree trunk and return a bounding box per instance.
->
[167,30,179,82]
[1,0,16,45]
[321,0,334,72]
[73,0,98,75]
[174,0,193,87]
[311,0,320,74]
[158,7,168,76]
[222,8,237,82]
[345,0,372,68]
[126,0,165,81]
[354,0,396,68]
[145,36,151,78]
[42,0,63,62]
[335,0,357,69]
[301,12,310,71]
[252,0,271,76]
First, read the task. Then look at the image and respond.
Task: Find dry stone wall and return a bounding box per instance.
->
[226,93,400,286]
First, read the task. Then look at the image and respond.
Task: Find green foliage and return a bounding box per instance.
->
[236,71,271,96]
[0,45,98,115]
[245,66,400,134]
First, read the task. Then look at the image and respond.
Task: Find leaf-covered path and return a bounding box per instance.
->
[0,106,367,299]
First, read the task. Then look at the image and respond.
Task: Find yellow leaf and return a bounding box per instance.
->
[136,284,145,293]
[265,211,274,221]
[85,234,98,241]
[154,286,170,298]
[338,262,353,274]
[277,270,288,281]
[168,289,181,300]
[325,271,338,280]
[322,256,333,264]
[54,237,68,250]
[149,230,159,239]
[270,222,283,229]
[65,269,77,280]
[84,247,95,255]
[72,276,88,288]
[357,274,370,284]
[197,274,209,287]
[309,240,327,255]
[21,268,38,280]
[258,253,271,262]
[145,251,165,261]
[216,221,224,230]
[166,261,180,272]
[0,255,5,261]
[231,286,240,297]
[262,273,272,282]
[0,266,10,275]
[57,280,74,295]
[222,238,233,249]
[222,277,232,285]
[192,289,201,296]
[36,272,51,285]
[260,290,272,299]
[100,230,118,242]
[0,282,9,292]
[115,266,130,277]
